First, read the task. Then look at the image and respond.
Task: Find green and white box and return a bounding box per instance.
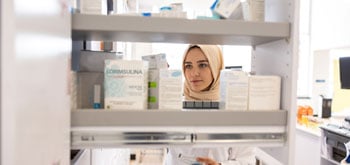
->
[142,54,168,109]
[147,69,160,109]
[220,70,249,110]
[104,60,148,110]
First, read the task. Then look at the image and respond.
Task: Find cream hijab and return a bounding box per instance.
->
[183,44,224,101]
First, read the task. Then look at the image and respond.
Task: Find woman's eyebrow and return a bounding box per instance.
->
[197,60,209,63]
[184,61,192,64]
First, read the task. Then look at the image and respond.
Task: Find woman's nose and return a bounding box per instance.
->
[190,68,200,76]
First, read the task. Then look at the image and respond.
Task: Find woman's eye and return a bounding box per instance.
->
[185,65,192,69]
[199,63,208,68]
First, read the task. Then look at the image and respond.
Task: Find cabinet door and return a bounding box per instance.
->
[1,0,71,164]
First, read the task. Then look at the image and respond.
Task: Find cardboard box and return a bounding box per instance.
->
[248,75,281,111]
[158,69,183,110]
[104,60,148,110]
[220,70,249,110]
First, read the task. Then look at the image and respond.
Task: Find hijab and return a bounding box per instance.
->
[183,44,224,101]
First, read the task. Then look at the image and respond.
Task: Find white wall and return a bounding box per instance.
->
[311,0,350,50]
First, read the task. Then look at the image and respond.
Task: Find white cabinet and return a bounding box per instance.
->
[1,0,71,165]
[295,125,321,165]
[70,0,298,164]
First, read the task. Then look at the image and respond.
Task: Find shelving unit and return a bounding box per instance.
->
[72,14,290,45]
[71,1,298,162]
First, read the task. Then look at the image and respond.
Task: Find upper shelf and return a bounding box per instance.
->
[72,14,290,45]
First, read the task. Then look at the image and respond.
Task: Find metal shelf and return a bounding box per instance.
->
[71,110,287,148]
[71,110,287,127]
[72,14,290,45]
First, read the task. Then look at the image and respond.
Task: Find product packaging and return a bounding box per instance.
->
[142,54,168,109]
[79,0,107,15]
[104,60,148,110]
[219,70,249,110]
[158,69,183,110]
[248,75,281,110]
[242,0,265,21]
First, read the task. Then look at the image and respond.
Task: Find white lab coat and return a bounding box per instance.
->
[165,147,256,165]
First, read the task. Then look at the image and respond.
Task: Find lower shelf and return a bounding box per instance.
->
[71,110,287,148]
[71,131,285,149]
[71,109,287,127]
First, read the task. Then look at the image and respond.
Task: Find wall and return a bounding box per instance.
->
[331,49,350,113]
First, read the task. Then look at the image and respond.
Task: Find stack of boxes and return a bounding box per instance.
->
[142,54,183,110]
[220,70,281,111]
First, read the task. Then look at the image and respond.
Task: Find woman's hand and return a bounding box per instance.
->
[196,157,220,165]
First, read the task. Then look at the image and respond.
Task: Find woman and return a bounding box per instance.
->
[183,44,223,101]
[165,44,256,165]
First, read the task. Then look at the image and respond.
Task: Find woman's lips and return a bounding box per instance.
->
[191,80,202,84]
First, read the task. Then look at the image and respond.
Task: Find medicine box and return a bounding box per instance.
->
[213,0,241,18]
[158,69,183,110]
[248,75,281,111]
[104,60,148,110]
[80,0,107,15]
[219,70,249,110]
[142,54,168,109]
[141,53,168,69]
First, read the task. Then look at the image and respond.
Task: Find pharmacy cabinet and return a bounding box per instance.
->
[295,126,321,165]
[71,0,299,164]
[1,0,71,165]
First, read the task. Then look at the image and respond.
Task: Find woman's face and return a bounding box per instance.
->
[184,47,214,92]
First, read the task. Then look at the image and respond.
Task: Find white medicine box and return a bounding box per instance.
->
[104,60,149,110]
[220,70,249,111]
[248,75,281,111]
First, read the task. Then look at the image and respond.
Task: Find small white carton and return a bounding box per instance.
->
[158,69,183,110]
[248,75,281,111]
[242,0,265,21]
[104,60,148,110]
[80,0,107,15]
[220,70,249,110]
[141,53,168,69]
[213,0,241,18]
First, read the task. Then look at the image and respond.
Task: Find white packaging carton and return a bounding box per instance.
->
[141,53,168,69]
[104,60,148,110]
[158,69,183,110]
[213,0,241,18]
[80,0,107,15]
[147,69,160,109]
[220,70,249,110]
[242,0,265,21]
[248,75,281,111]
[142,54,168,109]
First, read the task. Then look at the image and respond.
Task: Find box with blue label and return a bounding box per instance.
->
[104,60,148,110]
